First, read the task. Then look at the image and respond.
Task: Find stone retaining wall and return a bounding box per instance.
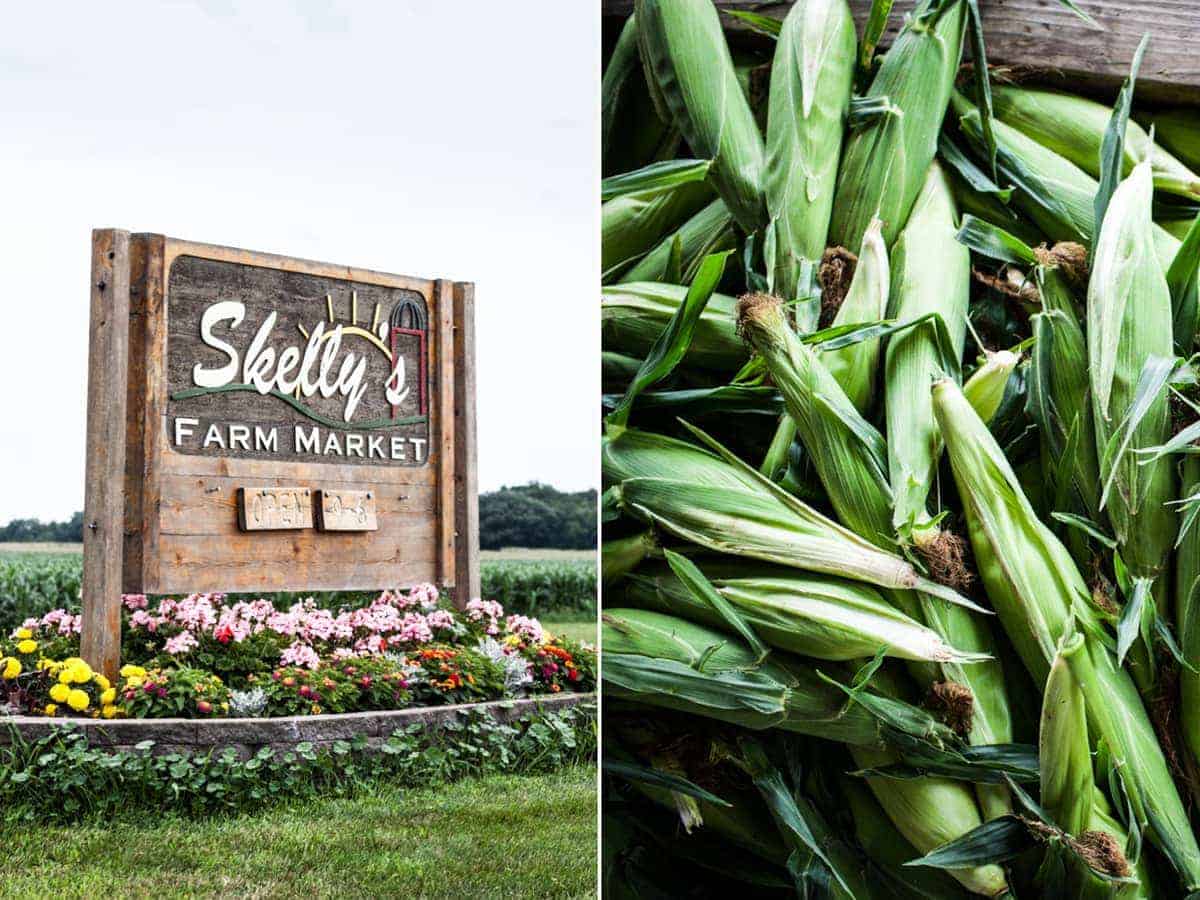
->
[0,692,595,758]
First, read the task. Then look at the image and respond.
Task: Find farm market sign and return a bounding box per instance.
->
[80,230,479,679]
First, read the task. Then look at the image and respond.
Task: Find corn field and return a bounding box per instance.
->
[601,0,1200,896]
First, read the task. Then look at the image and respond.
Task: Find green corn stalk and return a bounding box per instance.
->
[1179,457,1200,768]
[601,282,745,373]
[635,0,767,233]
[623,560,990,663]
[829,0,967,250]
[765,0,855,307]
[886,161,970,533]
[601,14,680,177]
[602,180,713,280]
[602,428,973,604]
[601,608,884,744]
[992,85,1200,200]
[620,198,737,285]
[1087,161,1177,584]
[824,218,890,413]
[962,350,1021,426]
[955,94,1184,270]
[1143,108,1200,172]
[933,376,1200,889]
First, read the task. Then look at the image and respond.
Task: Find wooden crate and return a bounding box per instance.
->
[602,0,1200,106]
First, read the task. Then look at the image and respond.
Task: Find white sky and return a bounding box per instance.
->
[0,0,599,522]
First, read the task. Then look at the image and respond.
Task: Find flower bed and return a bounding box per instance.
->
[0,586,594,721]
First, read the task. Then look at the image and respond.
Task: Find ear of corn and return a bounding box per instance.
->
[602,14,680,177]
[619,198,737,285]
[623,560,990,663]
[962,349,1021,426]
[933,376,1200,886]
[1039,634,1094,836]
[601,608,884,744]
[945,164,1046,248]
[1179,457,1200,768]
[1087,161,1177,582]
[602,531,657,584]
[829,0,967,249]
[885,161,970,533]
[764,0,855,306]
[635,0,766,233]
[824,218,890,412]
[602,181,713,280]
[601,282,744,373]
[992,85,1200,201]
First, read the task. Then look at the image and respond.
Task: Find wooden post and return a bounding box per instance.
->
[452,282,480,608]
[81,229,131,681]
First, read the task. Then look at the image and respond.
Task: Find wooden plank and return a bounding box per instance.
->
[435,279,457,586]
[601,0,1200,105]
[452,282,480,608]
[81,230,131,681]
[236,486,314,531]
[315,489,379,532]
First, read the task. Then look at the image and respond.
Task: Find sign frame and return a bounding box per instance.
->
[80,229,479,678]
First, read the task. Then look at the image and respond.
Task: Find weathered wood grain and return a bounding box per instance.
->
[82,230,131,681]
[453,282,480,608]
[315,489,379,532]
[435,280,457,587]
[602,0,1200,104]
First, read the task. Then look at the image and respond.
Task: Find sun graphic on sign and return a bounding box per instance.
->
[295,291,428,418]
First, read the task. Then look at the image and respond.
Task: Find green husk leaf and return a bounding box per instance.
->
[955,214,1036,265]
[602,158,713,202]
[603,758,733,808]
[664,548,770,663]
[1093,33,1150,259]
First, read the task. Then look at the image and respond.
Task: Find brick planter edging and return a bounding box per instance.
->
[0,692,596,758]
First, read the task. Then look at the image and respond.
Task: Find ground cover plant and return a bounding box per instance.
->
[0,586,594,720]
[601,1,1200,896]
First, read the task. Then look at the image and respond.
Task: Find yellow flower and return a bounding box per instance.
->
[58,669,74,685]
[94,674,111,691]
[100,688,116,705]
[119,664,146,678]
[14,628,32,640]
[125,675,143,689]
[101,704,118,719]
[16,640,37,655]
[70,663,93,684]
[49,683,71,703]
[44,703,57,716]
[67,689,90,712]
[63,657,84,667]
[2,658,20,679]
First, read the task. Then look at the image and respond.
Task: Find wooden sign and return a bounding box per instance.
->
[316,490,379,532]
[237,487,314,532]
[80,230,480,678]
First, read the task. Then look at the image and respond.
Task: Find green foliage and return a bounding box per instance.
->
[0,702,596,822]
[0,512,81,543]
[478,483,597,551]
[0,554,81,634]
[480,560,596,616]
[118,667,231,719]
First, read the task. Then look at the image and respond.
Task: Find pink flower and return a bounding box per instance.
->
[122,594,148,610]
[426,610,455,631]
[506,615,544,643]
[280,640,320,670]
[164,631,198,655]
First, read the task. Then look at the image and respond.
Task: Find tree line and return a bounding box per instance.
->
[0,484,596,550]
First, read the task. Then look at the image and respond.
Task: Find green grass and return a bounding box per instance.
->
[546,620,597,645]
[0,767,598,899]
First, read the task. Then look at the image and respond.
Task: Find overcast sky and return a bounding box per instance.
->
[0,1,598,522]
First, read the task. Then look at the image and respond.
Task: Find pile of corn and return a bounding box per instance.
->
[601,1,1200,896]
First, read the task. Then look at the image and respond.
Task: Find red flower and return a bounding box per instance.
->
[214,624,234,645]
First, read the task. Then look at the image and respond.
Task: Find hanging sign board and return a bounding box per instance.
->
[80,230,479,677]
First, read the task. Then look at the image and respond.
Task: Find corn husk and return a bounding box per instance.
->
[601,608,885,744]
[620,198,737,285]
[602,180,713,279]
[623,560,990,663]
[1179,457,1200,768]
[829,0,966,249]
[602,428,972,605]
[885,161,970,532]
[1160,216,1197,241]
[738,293,894,546]
[602,531,656,584]
[601,282,744,372]
[933,377,1200,886]
[850,743,1007,897]
[824,218,890,412]
[765,0,855,306]
[945,164,1045,248]
[635,0,766,233]
[993,85,1200,200]
[601,14,680,177]
[1087,161,1177,581]
[1144,108,1200,172]
[962,350,1021,426]
[955,95,1183,269]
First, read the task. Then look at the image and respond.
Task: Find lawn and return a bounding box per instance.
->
[0,766,598,899]
[546,619,597,645]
